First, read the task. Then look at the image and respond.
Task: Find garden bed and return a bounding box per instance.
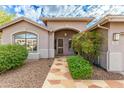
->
[67,56,93,79]
[92,65,124,80]
[0,59,53,88]
[67,56,124,80]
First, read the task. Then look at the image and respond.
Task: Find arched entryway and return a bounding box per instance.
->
[54,28,79,56]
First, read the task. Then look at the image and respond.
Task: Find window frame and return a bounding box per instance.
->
[13,32,38,53]
[68,38,72,50]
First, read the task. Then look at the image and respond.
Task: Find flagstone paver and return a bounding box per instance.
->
[42,56,124,88]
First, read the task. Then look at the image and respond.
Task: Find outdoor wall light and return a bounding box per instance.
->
[113,33,120,41]
[64,33,67,37]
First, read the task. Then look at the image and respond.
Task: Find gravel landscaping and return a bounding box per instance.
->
[0,59,53,88]
[0,56,123,88]
[92,65,124,80]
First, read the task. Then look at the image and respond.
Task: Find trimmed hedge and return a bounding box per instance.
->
[0,44,28,73]
[67,56,93,79]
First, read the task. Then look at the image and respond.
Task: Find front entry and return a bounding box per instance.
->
[55,29,78,56]
[55,38,73,56]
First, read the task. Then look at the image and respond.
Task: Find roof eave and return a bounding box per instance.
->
[40,17,94,24]
[85,15,124,32]
[85,16,109,32]
[0,17,50,32]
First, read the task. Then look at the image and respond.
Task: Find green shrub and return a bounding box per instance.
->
[0,44,28,73]
[67,56,93,79]
[72,31,103,63]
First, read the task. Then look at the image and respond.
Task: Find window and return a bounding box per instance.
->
[54,39,56,49]
[68,39,72,49]
[14,32,37,52]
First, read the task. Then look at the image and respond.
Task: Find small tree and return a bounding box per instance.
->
[91,30,103,56]
[80,32,94,55]
[0,11,15,26]
[72,31,103,63]
[72,33,82,55]
[0,11,15,44]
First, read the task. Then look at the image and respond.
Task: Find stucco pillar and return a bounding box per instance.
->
[48,32,55,58]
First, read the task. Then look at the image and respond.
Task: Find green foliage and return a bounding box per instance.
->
[81,32,95,54]
[72,34,82,55]
[72,31,103,62]
[0,10,15,26]
[67,56,93,79]
[91,31,103,56]
[0,44,28,73]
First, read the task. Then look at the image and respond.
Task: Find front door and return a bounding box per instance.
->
[56,38,74,56]
[57,38,64,55]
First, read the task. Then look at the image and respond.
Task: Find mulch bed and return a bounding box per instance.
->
[91,65,124,80]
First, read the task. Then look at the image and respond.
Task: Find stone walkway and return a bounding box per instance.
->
[42,57,124,88]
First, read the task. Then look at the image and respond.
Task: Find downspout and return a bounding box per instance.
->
[107,51,110,71]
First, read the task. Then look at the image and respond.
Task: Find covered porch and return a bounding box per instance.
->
[54,28,78,56]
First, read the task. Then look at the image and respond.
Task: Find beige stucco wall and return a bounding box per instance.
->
[88,22,124,73]
[1,20,54,59]
[108,22,124,72]
[48,32,55,58]
[90,22,124,72]
[109,22,124,52]
[46,21,87,32]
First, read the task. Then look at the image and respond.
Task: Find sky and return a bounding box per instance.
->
[1,5,124,27]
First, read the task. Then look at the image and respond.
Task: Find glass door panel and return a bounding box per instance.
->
[57,38,63,55]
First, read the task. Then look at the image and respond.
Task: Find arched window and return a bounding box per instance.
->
[14,32,37,52]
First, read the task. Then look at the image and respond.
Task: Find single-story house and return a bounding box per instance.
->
[86,15,124,73]
[0,17,92,59]
[0,15,124,73]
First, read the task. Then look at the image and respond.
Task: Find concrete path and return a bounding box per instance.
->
[42,57,124,88]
